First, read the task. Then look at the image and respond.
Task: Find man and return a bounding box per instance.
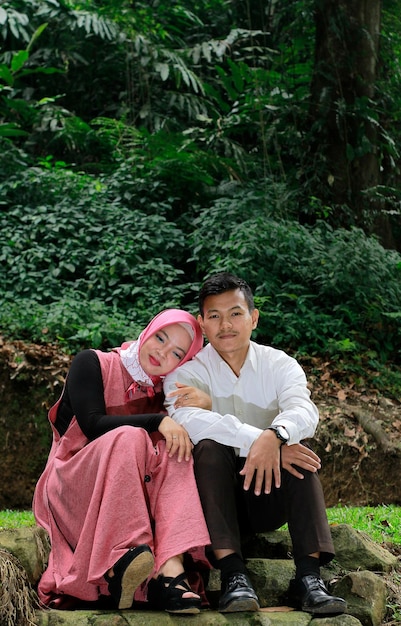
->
[164,272,346,616]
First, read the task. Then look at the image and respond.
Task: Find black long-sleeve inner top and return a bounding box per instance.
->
[54,349,165,439]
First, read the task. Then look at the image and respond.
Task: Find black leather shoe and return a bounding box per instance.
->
[105,544,154,609]
[289,575,347,615]
[218,572,260,613]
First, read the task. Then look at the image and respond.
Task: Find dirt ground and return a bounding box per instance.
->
[302,355,401,507]
[0,336,400,510]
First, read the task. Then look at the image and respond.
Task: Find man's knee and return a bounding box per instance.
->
[194,438,220,455]
[194,438,230,458]
[193,439,235,475]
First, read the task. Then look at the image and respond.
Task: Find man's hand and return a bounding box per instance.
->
[239,435,322,496]
[158,416,193,462]
[239,430,282,496]
[166,381,212,410]
[281,443,321,479]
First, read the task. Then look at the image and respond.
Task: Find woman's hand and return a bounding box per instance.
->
[167,382,212,410]
[158,415,193,462]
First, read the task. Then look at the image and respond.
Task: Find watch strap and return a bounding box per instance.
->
[268,425,288,444]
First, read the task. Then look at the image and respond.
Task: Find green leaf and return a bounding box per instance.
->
[155,63,169,81]
[0,64,14,86]
[0,124,28,137]
[227,59,244,93]
[27,23,49,51]
[346,143,355,161]
[11,50,29,74]
[0,7,7,26]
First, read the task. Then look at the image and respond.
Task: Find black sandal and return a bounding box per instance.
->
[147,571,201,614]
[105,544,154,609]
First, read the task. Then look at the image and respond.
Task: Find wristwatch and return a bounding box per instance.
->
[268,425,289,445]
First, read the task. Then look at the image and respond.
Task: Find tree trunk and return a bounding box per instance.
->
[309,0,382,223]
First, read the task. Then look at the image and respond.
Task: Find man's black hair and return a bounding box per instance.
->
[198,272,255,316]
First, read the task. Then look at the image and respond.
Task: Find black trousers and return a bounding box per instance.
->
[193,439,335,566]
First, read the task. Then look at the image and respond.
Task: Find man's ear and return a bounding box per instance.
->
[197,314,206,335]
[251,308,259,330]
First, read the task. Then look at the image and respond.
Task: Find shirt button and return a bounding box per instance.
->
[144,475,151,482]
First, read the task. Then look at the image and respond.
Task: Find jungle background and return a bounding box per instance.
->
[0,0,401,510]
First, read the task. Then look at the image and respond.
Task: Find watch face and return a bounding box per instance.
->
[276,426,289,442]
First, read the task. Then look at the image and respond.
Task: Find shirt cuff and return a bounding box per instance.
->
[270,418,299,445]
[238,423,263,457]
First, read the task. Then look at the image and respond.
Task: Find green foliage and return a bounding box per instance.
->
[0,160,195,349]
[327,504,401,546]
[0,294,147,351]
[0,5,101,160]
[2,146,400,364]
[1,0,401,229]
[190,187,401,361]
[0,0,401,376]
[0,509,35,529]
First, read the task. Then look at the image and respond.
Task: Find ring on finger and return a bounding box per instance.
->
[172,435,178,439]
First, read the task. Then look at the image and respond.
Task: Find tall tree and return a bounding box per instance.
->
[309,0,382,226]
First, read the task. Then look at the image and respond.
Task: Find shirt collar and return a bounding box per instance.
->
[247,341,258,372]
[209,341,257,375]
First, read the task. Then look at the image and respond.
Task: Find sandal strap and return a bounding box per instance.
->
[147,571,201,613]
[162,572,192,592]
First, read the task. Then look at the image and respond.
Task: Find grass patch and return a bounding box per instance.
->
[0,504,400,546]
[0,509,35,530]
[326,504,401,546]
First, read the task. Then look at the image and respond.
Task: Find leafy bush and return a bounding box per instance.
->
[1,151,401,365]
[0,294,149,351]
[0,160,197,348]
[190,188,401,361]
[1,168,186,293]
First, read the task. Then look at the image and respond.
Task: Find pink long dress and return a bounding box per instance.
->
[33,348,210,608]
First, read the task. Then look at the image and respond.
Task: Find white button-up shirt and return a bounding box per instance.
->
[164,341,319,457]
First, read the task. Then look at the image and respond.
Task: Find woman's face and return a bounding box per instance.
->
[139,323,192,376]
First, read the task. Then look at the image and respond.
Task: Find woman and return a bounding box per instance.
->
[33,309,211,614]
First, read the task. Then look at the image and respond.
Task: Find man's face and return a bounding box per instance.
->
[198,289,259,358]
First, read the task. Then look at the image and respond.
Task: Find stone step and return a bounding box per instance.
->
[34,606,361,626]
[0,524,398,626]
